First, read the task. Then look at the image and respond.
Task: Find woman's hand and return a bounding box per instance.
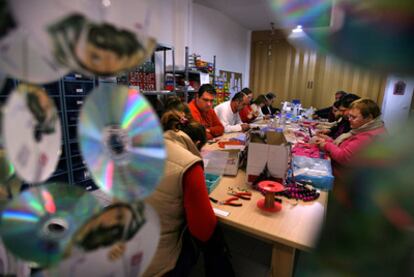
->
[311,137,326,149]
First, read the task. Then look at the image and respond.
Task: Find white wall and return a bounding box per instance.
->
[148,0,192,90]
[381,76,414,133]
[191,3,251,88]
[149,0,192,62]
[147,1,251,90]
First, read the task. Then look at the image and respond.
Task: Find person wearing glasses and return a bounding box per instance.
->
[188,84,224,140]
[314,98,387,176]
[214,91,250,133]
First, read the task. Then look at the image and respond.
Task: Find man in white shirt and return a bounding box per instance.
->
[214,92,250,132]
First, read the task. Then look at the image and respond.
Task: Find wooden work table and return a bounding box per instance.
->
[204,132,328,277]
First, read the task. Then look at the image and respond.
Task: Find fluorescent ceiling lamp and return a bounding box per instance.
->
[292,25,303,33]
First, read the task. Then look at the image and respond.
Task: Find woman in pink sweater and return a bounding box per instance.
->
[315,99,387,175]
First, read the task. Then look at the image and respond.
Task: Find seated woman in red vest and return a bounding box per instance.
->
[314,98,387,176]
[144,110,234,277]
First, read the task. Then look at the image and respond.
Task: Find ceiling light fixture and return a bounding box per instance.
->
[292,25,303,33]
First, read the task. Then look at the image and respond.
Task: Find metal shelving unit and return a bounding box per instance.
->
[168,46,216,103]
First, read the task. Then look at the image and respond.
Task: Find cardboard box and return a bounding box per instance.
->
[246,131,289,185]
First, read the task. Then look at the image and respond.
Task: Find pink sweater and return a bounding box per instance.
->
[324,127,387,166]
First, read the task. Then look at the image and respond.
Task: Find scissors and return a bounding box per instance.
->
[209,197,242,207]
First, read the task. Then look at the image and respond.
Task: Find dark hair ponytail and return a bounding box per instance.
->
[161,110,207,149]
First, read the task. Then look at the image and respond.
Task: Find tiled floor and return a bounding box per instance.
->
[190,224,272,277]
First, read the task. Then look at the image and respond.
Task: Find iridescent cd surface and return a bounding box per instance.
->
[2,84,62,183]
[0,148,15,184]
[0,183,103,266]
[78,85,165,201]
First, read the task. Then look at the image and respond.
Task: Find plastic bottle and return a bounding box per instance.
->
[280,111,286,129]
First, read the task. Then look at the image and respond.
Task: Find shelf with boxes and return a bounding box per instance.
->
[214,75,230,105]
[166,46,216,103]
[104,44,176,117]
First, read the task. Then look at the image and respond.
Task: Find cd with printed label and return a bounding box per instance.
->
[43,201,160,277]
[0,183,103,267]
[8,0,156,77]
[2,84,62,184]
[78,85,165,202]
[0,28,70,84]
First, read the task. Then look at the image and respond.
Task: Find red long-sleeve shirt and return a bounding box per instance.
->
[182,162,217,242]
[188,100,224,140]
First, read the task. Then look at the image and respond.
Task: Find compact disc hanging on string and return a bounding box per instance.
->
[44,201,160,277]
[2,84,62,184]
[7,0,157,77]
[78,85,165,202]
[0,0,69,83]
[0,183,103,267]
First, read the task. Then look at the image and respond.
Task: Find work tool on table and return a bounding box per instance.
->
[227,187,252,200]
[209,197,242,207]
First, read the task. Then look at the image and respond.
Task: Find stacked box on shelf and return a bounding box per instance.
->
[214,76,229,105]
[128,61,156,91]
[164,73,175,91]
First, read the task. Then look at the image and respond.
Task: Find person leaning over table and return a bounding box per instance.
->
[250,94,270,120]
[317,93,361,139]
[214,91,250,132]
[238,87,258,123]
[314,98,387,177]
[164,95,193,118]
[144,110,234,277]
[314,90,347,121]
[188,84,224,140]
[261,92,279,116]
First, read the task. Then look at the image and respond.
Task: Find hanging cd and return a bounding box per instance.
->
[0,0,69,83]
[8,0,156,77]
[0,28,70,84]
[0,239,31,277]
[78,85,165,201]
[44,201,160,277]
[2,84,62,184]
[0,183,103,267]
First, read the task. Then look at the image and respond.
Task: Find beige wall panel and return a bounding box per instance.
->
[249,31,386,110]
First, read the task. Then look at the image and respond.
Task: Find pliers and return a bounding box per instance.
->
[228,187,252,200]
[209,197,242,207]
